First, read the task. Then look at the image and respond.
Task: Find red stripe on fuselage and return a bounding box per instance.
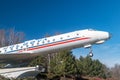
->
[27,37,90,51]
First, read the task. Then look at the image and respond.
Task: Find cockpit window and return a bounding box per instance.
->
[88,29,96,31]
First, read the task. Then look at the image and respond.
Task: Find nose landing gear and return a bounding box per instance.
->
[88,47,93,57]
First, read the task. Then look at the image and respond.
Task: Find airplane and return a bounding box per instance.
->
[0,29,111,63]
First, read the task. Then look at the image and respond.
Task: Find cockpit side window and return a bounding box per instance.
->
[88,29,96,31]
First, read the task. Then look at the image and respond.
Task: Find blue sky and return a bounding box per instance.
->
[0,0,120,67]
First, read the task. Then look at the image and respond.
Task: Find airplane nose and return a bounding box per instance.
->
[108,33,112,39]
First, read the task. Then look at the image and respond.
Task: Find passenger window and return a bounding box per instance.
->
[76,33,79,36]
[53,39,55,41]
[67,35,70,37]
[32,43,34,46]
[16,45,19,49]
[26,45,28,47]
[4,49,7,52]
[24,48,27,51]
[37,40,41,45]
[21,46,23,49]
[4,48,7,52]
[38,39,41,42]
[47,40,50,42]
[60,37,63,39]
[10,47,13,50]
[30,41,35,46]
[37,42,39,45]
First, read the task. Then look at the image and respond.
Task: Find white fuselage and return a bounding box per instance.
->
[0,29,110,61]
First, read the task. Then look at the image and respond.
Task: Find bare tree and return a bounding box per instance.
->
[111,64,120,80]
[44,33,51,37]
[55,32,61,35]
[8,28,25,45]
[0,29,6,47]
[0,28,25,47]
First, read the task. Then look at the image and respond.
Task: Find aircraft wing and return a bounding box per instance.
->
[0,53,40,63]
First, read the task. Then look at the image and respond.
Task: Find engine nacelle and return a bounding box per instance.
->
[84,44,92,48]
[95,40,105,44]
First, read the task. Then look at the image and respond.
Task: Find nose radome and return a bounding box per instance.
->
[103,32,111,40]
[105,32,111,40]
[108,32,112,39]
